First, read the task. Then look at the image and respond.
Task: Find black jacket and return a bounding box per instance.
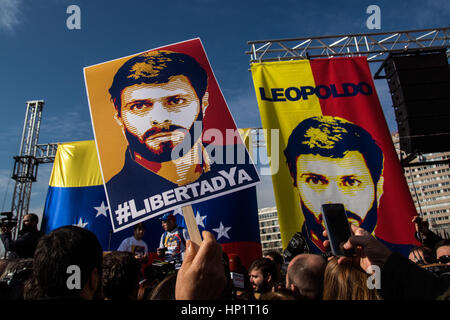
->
[1,229,43,259]
[380,252,450,300]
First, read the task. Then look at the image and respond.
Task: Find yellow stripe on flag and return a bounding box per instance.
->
[49,140,103,187]
[251,60,323,249]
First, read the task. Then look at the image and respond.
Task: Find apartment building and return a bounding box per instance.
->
[392,132,450,238]
[257,206,283,255]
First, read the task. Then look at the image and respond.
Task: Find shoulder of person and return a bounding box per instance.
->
[121,236,133,245]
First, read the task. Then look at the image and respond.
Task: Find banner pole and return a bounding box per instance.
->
[182,205,202,247]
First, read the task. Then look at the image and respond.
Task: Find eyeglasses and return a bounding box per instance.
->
[438,255,450,264]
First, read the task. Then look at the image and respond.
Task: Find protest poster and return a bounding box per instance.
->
[251,57,419,255]
[85,38,260,233]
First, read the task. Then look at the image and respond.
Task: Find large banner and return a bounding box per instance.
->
[84,38,260,233]
[42,140,262,269]
[42,141,113,250]
[251,57,419,255]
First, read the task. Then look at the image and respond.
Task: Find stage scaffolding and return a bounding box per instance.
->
[8,101,58,240]
[246,27,449,64]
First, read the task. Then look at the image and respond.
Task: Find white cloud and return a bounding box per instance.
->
[0,158,52,220]
[0,0,22,32]
[40,109,94,143]
[222,87,261,128]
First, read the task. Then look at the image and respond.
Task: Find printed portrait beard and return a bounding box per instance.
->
[126,111,204,163]
[126,125,184,163]
[300,196,378,250]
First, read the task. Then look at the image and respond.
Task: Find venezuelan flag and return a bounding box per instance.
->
[42,140,262,269]
[42,140,114,250]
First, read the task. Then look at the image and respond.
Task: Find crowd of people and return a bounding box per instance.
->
[0,213,449,301]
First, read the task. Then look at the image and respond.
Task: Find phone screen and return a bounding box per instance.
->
[322,203,354,256]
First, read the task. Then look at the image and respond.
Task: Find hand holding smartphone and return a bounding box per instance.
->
[322,203,355,257]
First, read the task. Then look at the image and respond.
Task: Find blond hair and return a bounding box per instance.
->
[322,257,381,300]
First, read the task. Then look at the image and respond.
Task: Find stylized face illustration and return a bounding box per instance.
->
[115,75,208,161]
[296,151,378,227]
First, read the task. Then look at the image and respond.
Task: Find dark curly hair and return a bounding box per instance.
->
[109,50,208,116]
[102,251,141,300]
[284,116,384,187]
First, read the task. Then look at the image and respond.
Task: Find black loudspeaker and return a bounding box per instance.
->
[384,49,450,155]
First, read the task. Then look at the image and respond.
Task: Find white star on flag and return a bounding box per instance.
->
[195,211,207,228]
[173,207,183,216]
[73,217,88,229]
[94,201,109,218]
[212,221,231,240]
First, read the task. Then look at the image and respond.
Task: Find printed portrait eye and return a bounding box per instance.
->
[129,101,151,111]
[166,96,186,106]
[304,174,328,185]
[341,176,362,187]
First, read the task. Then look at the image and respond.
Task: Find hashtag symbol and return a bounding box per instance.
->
[115,202,131,225]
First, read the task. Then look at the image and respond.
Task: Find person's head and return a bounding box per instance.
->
[109,50,209,163]
[228,254,243,273]
[435,240,450,265]
[322,257,381,300]
[263,251,284,266]
[0,258,33,300]
[286,253,326,300]
[248,258,277,293]
[33,226,103,300]
[148,272,177,300]
[22,214,39,232]
[263,251,284,282]
[160,213,177,232]
[133,223,146,240]
[408,246,435,265]
[0,259,9,278]
[102,251,141,300]
[284,116,384,233]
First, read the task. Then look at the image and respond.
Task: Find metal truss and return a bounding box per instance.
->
[246,27,449,64]
[35,143,58,163]
[10,101,44,238]
[9,101,59,239]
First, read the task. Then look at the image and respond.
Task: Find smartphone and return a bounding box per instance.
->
[322,203,355,256]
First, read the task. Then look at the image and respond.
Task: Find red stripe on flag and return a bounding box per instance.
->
[222,241,262,271]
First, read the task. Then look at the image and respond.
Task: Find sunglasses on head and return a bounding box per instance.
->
[438,255,450,264]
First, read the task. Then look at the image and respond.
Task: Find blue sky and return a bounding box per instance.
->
[0,0,448,218]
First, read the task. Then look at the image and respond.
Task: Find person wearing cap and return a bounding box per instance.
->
[157,213,189,267]
[117,223,149,263]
